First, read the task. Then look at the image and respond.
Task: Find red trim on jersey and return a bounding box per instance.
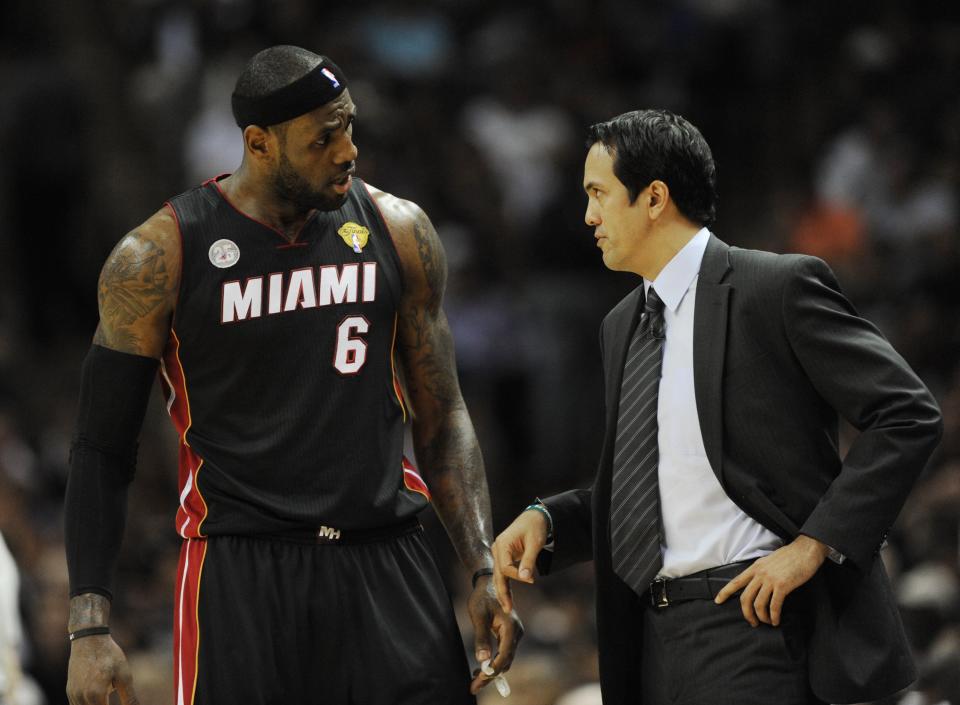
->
[161,329,209,538]
[363,181,400,251]
[389,314,408,422]
[402,456,431,501]
[209,176,316,244]
[163,201,185,314]
[173,537,207,705]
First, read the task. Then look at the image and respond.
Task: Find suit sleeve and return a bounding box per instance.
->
[537,488,594,575]
[536,319,610,575]
[784,256,943,571]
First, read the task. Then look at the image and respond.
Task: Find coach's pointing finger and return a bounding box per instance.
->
[492,509,548,611]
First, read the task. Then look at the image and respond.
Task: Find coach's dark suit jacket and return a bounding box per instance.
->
[539,235,942,704]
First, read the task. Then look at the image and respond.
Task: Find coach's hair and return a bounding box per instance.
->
[587,109,717,227]
[234,45,324,99]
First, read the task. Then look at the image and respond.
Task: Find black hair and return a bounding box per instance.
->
[234,45,323,99]
[587,109,717,227]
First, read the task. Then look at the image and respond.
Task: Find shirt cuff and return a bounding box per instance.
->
[826,545,846,565]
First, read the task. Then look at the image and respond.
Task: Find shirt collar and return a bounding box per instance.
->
[643,227,711,312]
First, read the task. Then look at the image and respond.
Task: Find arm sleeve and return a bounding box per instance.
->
[64,345,158,599]
[784,257,943,570]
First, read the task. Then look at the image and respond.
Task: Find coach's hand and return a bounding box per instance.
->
[491,509,548,614]
[468,574,523,695]
[714,534,830,627]
[67,635,139,705]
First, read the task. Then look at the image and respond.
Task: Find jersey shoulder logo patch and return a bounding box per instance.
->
[337,222,369,253]
[209,239,240,268]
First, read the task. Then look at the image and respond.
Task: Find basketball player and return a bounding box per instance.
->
[63,46,521,705]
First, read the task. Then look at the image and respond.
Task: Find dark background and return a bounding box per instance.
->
[0,1,958,703]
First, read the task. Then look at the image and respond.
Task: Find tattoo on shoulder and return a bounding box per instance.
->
[95,231,171,350]
[411,209,447,311]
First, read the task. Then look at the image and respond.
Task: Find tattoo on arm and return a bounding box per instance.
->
[412,209,446,312]
[69,593,112,631]
[94,230,172,354]
[395,203,493,571]
[399,210,460,404]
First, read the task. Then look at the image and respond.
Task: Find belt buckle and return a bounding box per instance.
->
[650,578,669,608]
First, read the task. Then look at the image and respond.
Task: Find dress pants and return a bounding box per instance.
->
[639,593,827,705]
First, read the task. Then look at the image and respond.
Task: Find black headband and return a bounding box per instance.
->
[231,57,348,129]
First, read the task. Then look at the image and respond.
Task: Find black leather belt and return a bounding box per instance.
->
[645,560,753,608]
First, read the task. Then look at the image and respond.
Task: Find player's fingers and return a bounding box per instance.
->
[74,677,109,705]
[115,662,140,705]
[470,610,494,665]
[492,541,515,613]
[490,616,524,673]
[470,671,491,695]
[739,577,762,627]
[714,567,751,604]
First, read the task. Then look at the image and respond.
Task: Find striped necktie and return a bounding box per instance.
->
[610,287,666,595]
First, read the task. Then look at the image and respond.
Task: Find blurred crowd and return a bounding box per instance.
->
[0,1,958,704]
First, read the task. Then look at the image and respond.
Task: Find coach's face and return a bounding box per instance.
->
[583,142,652,274]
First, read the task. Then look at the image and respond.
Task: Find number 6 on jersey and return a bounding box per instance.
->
[334,315,370,374]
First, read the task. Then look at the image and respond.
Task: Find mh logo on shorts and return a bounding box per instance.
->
[316,525,341,542]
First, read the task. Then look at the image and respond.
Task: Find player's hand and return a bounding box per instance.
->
[491,509,548,613]
[714,534,830,627]
[66,634,140,705]
[467,574,523,695]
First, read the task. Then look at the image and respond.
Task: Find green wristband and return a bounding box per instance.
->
[524,502,553,542]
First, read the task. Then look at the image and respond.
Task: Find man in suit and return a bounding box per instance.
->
[491,109,942,705]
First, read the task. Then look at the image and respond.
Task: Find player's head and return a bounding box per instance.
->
[232,45,357,212]
[583,109,716,273]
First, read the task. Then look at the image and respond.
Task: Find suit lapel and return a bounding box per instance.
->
[604,287,644,437]
[693,235,732,487]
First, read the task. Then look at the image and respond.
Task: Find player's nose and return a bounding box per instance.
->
[335,132,359,165]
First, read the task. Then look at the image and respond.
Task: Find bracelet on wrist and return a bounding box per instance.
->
[524,501,553,542]
[68,626,111,642]
[471,567,494,588]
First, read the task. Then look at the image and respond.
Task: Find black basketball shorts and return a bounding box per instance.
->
[172,521,475,705]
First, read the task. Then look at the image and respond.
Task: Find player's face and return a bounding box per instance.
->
[271,89,358,212]
[583,142,652,274]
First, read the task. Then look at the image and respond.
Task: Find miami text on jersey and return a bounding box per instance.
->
[221,262,377,323]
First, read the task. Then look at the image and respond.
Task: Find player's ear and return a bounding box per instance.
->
[243,125,273,162]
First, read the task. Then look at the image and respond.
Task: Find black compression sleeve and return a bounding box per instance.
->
[64,345,158,599]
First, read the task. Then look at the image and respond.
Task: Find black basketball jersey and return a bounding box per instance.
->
[160,176,430,538]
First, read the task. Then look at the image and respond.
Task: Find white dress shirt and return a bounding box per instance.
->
[646,228,782,578]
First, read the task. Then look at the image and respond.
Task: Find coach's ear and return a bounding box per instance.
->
[647,180,669,221]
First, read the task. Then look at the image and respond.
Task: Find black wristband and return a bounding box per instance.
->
[69,626,111,642]
[471,567,494,588]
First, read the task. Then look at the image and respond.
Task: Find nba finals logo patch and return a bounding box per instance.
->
[209,239,240,268]
[338,222,369,253]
